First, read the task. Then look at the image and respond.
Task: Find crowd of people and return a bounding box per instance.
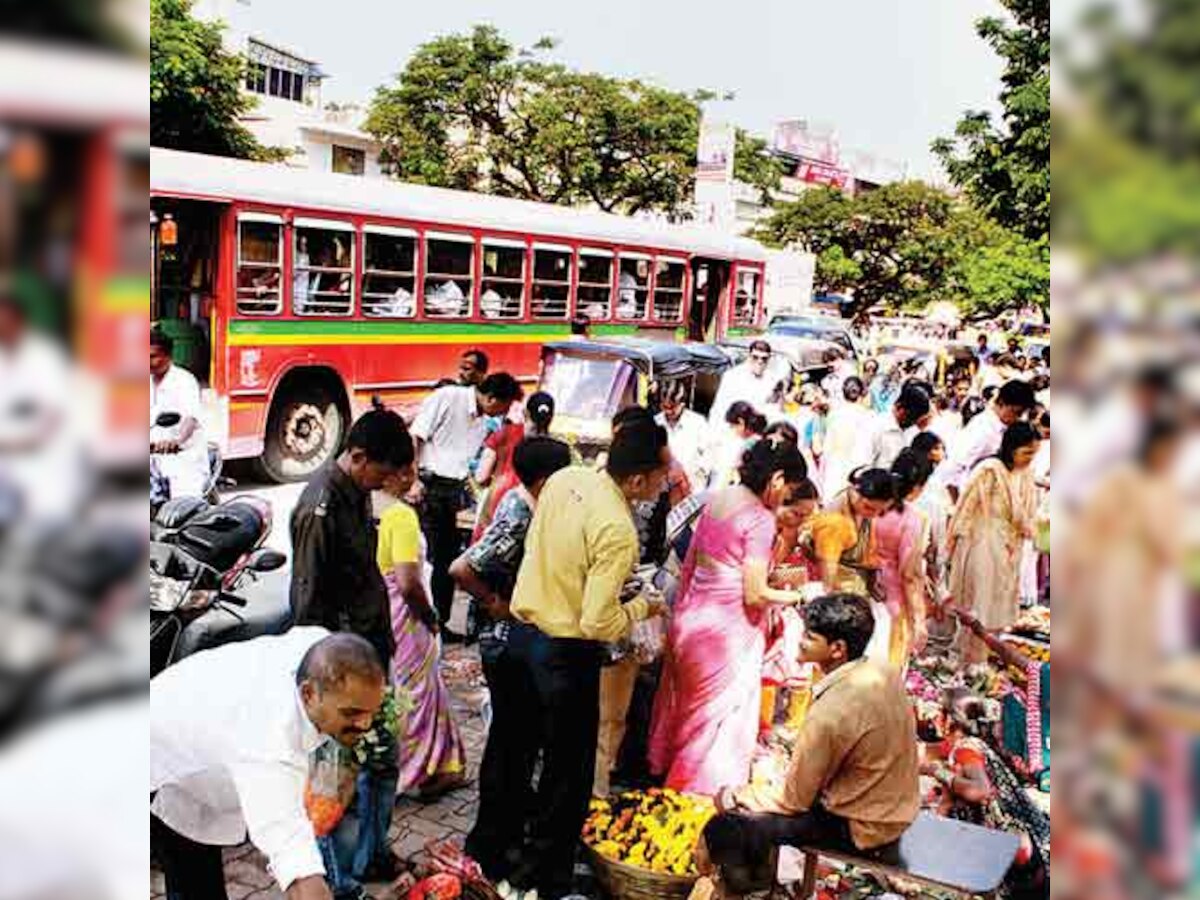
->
[150,329,1055,900]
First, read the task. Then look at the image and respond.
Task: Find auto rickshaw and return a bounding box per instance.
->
[538,338,735,460]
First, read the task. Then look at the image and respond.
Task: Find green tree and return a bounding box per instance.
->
[758,181,1047,316]
[365,25,779,216]
[932,0,1049,241]
[151,0,276,159]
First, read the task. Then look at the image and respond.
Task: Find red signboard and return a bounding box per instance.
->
[795,160,850,189]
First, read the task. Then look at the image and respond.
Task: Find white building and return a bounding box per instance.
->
[191,0,385,177]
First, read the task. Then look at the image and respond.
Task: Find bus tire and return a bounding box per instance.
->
[259,381,346,483]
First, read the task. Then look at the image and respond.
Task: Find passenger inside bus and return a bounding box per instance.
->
[426,279,467,317]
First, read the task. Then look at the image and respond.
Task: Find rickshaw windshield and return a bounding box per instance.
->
[540,353,633,420]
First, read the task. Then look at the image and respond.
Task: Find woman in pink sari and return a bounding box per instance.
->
[871,449,933,670]
[649,440,808,795]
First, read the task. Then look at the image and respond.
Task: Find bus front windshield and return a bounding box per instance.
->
[540,353,633,421]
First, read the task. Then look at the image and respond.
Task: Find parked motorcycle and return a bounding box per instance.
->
[149,494,287,674]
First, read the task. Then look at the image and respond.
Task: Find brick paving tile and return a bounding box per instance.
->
[225,859,276,889]
[227,881,258,900]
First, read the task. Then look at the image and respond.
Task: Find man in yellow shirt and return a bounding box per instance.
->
[471,414,669,899]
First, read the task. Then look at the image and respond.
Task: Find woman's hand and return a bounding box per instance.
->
[911,620,929,656]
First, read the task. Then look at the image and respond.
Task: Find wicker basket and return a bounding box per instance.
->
[584,843,698,900]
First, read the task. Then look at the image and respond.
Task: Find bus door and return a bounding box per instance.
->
[150,197,227,385]
[689,258,729,343]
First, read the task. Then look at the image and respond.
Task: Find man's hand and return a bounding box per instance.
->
[406,480,425,506]
[911,621,929,656]
[714,785,742,815]
[151,440,181,454]
[482,594,511,622]
[286,875,333,900]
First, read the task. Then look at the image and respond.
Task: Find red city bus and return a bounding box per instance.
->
[0,41,149,472]
[150,147,768,482]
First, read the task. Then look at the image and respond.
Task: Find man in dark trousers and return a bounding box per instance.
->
[408,372,521,640]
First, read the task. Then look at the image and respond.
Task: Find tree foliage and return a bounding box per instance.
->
[757,182,1047,318]
[932,0,1049,241]
[150,0,277,159]
[365,25,779,216]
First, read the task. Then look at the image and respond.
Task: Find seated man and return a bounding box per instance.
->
[697,592,919,895]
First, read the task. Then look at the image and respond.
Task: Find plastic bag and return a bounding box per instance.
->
[304,741,358,838]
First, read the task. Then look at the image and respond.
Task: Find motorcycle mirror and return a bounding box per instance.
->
[155,412,182,428]
[245,548,286,573]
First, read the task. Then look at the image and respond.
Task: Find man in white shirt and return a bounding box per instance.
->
[0,293,83,518]
[150,328,211,500]
[151,628,386,900]
[941,379,1036,501]
[820,376,876,500]
[656,381,711,490]
[867,383,932,470]
[409,372,521,636]
[709,339,779,426]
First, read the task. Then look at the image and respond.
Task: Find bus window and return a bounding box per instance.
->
[425,233,474,318]
[652,258,686,323]
[362,227,416,318]
[531,245,571,319]
[481,240,525,320]
[578,250,613,320]
[236,217,283,315]
[733,269,761,327]
[294,219,354,316]
[617,255,650,320]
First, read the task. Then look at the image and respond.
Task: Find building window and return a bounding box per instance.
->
[733,269,762,326]
[245,63,307,102]
[332,145,366,176]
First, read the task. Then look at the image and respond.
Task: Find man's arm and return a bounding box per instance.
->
[579,521,644,642]
[229,762,328,896]
[288,500,329,625]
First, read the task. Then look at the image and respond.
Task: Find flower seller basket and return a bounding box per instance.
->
[584,844,698,900]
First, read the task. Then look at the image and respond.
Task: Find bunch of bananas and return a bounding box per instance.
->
[583,789,715,876]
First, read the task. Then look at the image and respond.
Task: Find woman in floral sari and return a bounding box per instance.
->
[947,422,1041,664]
[378,463,468,798]
[649,440,807,795]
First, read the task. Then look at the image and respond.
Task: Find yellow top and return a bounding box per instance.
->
[376,501,421,572]
[511,466,647,642]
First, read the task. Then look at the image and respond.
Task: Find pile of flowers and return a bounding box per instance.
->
[583,789,715,876]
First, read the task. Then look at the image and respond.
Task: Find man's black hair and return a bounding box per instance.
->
[842,376,865,402]
[571,313,591,336]
[997,379,1036,411]
[296,632,385,691]
[478,372,522,403]
[613,405,655,432]
[463,348,490,373]
[150,327,174,355]
[513,436,572,489]
[895,383,931,421]
[344,409,413,468]
[805,592,875,660]
[748,339,772,356]
[606,418,668,479]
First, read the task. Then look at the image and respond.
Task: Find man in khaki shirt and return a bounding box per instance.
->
[698,592,919,893]
[470,415,669,900]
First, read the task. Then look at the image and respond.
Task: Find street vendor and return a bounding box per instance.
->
[696,593,919,896]
[150,629,386,900]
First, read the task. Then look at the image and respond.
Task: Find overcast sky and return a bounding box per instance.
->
[228,0,1007,180]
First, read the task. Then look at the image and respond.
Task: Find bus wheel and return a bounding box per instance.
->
[260,384,345,483]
